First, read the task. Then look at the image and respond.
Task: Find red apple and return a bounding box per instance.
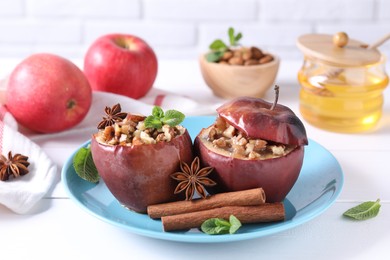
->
[217,96,308,146]
[91,130,193,213]
[6,53,92,133]
[83,34,158,99]
[194,89,308,202]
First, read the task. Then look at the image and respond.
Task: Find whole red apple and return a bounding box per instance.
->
[84,34,158,99]
[6,53,92,133]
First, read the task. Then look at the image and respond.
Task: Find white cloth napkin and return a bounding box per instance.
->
[0,108,57,214]
[140,88,221,116]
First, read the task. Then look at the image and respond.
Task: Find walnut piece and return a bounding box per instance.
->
[205,116,296,160]
[96,113,186,146]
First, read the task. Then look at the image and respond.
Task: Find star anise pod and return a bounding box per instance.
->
[171,157,216,200]
[97,103,128,129]
[0,151,30,181]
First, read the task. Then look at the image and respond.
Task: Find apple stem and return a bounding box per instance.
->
[270,85,279,110]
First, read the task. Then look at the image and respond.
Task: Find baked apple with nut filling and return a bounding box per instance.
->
[91,104,193,213]
[194,86,308,202]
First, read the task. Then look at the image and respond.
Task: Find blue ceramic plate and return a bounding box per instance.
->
[62,116,343,243]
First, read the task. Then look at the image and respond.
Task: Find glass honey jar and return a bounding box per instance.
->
[297,33,389,133]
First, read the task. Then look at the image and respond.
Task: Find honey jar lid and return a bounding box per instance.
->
[296,33,382,66]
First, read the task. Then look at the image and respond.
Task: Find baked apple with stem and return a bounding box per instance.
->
[194,86,308,202]
[90,104,193,213]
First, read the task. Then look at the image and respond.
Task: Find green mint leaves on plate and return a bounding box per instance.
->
[343,199,381,220]
[201,215,242,235]
[73,144,99,183]
[206,27,243,62]
[144,106,185,129]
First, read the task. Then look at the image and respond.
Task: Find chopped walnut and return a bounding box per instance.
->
[140,131,156,144]
[103,126,114,141]
[205,116,296,160]
[252,139,267,152]
[271,145,286,156]
[208,127,218,141]
[248,151,260,159]
[132,136,143,146]
[95,112,186,146]
[232,144,246,158]
[222,125,236,138]
[214,116,227,132]
[213,137,227,148]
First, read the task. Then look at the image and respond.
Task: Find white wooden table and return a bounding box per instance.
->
[1,59,389,260]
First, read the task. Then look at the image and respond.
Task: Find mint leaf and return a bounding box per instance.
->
[228,27,242,46]
[215,225,230,234]
[152,106,164,119]
[234,32,242,44]
[144,106,185,129]
[73,145,99,183]
[201,215,242,235]
[144,115,162,129]
[162,109,185,127]
[209,39,227,51]
[215,218,230,227]
[205,51,224,62]
[206,27,244,63]
[201,218,229,235]
[343,199,381,220]
[228,27,235,46]
[229,215,242,234]
[201,218,220,234]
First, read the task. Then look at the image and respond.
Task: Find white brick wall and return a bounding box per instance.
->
[26,0,140,18]
[143,0,258,21]
[0,0,388,61]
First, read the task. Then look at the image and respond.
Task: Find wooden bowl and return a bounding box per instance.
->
[199,54,280,99]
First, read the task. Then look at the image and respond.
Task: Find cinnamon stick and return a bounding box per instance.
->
[161,203,285,232]
[147,188,266,219]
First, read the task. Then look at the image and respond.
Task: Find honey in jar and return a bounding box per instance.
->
[297,33,389,133]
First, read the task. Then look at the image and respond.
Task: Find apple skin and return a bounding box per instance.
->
[84,34,158,99]
[90,130,193,213]
[194,127,304,202]
[217,96,308,146]
[6,53,92,133]
[194,96,308,202]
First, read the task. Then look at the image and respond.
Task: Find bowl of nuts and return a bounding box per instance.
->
[199,28,280,99]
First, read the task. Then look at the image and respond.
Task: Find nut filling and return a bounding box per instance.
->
[95,114,186,146]
[201,117,297,160]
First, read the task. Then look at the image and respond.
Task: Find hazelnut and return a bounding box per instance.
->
[221,51,233,61]
[244,59,259,66]
[241,48,253,61]
[233,50,243,58]
[251,47,264,59]
[259,54,273,64]
[228,56,244,65]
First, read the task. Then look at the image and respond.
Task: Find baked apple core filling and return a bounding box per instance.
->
[95,114,186,146]
[201,117,297,160]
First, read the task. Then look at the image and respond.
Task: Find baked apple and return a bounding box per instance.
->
[194,86,308,202]
[90,104,193,213]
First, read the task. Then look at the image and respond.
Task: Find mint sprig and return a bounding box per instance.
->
[343,199,381,220]
[228,27,242,46]
[206,27,243,62]
[73,145,99,183]
[144,106,185,129]
[209,39,227,51]
[201,215,242,235]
